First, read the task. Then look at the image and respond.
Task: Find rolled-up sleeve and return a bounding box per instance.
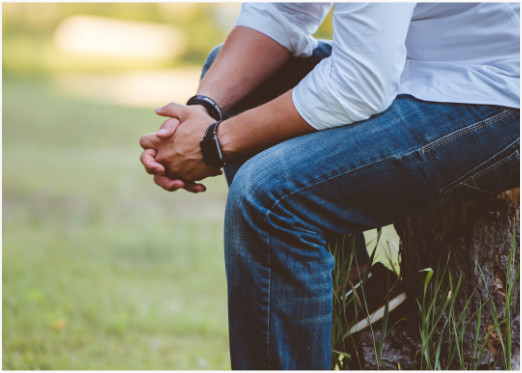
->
[234,3,332,57]
[293,3,416,130]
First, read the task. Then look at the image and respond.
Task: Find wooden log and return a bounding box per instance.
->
[343,189,519,370]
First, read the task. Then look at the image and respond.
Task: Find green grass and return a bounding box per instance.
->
[417,228,518,370]
[331,230,518,370]
[2,74,230,369]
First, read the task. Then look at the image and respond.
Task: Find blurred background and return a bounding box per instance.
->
[2,3,396,370]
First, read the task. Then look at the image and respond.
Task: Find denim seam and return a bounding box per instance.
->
[468,148,518,182]
[268,234,271,370]
[263,210,332,368]
[434,139,520,208]
[392,108,514,159]
[446,139,518,187]
[263,218,272,369]
[263,213,329,368]
[420,108,513,154]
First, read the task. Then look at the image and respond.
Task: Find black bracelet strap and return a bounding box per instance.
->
[203,120,223,140]
[187,95,223,121]
[200,120,225,169]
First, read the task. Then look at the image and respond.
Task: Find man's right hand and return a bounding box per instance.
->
[140,109,210,193]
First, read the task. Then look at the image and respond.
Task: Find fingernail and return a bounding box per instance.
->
[157,129,170,136]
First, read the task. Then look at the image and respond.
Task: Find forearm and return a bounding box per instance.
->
[218,89,315,162]
[197,26,291,113]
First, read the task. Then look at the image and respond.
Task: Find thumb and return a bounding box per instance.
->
[155,102,186,118]
[156,117,180,139]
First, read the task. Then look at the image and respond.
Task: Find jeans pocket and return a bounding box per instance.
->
[434,140,520,209]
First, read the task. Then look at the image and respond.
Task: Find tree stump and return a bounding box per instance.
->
[345,189,519,370]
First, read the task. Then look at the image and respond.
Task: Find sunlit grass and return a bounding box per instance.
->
[3,75,230,369]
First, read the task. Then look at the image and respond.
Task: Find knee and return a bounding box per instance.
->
[201,44,224,79]
[226,154,286,228]
[227,159,270,219]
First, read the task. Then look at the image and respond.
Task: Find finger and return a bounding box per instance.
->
[139,133,160,149]
[145,148,157,157]
[207,168,223,178]
[153,174,185,192]
[156,117,180,139]
[140,149,165,175]
[155,102,187,118]
[182,181,207,193]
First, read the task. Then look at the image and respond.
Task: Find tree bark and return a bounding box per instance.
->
[345,189,519,370]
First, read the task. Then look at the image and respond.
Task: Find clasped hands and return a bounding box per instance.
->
[140,103,222,193]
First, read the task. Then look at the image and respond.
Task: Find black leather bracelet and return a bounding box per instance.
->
[200,120,225,169]
[186,95,223,121]
[203,120,223,139]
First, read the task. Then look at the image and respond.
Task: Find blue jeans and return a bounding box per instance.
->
[202,42,520,369]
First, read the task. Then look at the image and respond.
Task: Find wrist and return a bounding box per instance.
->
[200,120,225,169]
[191,104,210,116]
[215,117,241,163]
[186,95,223,121]
[211,90,314,163]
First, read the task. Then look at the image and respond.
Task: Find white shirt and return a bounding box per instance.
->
[235,3,520,130]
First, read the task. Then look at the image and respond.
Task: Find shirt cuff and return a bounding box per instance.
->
[292,60,370,131]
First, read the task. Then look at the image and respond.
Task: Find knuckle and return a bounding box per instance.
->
[183,171,196,182]
[140,158,153,174]
[155,154,166,164]
[142,158,161,174]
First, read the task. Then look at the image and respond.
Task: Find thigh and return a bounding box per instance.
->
[230,95,520,236]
